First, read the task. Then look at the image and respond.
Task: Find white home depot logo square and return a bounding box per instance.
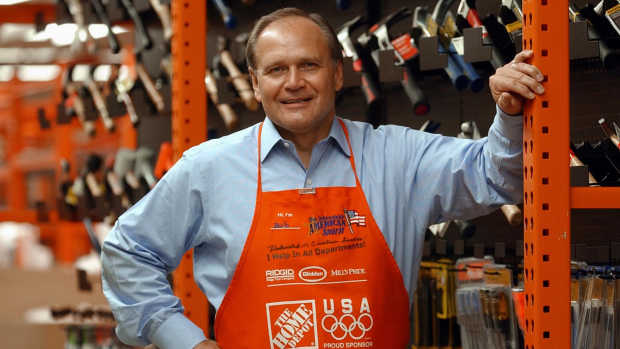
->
[266,299,319,349]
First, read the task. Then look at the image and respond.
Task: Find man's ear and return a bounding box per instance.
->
[334,60,344,92]
[249,68,262,103]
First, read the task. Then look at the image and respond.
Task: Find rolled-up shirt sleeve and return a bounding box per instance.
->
[101,154,208,349]
[408,105,523,225]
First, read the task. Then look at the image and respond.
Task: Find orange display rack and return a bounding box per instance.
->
[522,0,620,348]
[170,0,209,337]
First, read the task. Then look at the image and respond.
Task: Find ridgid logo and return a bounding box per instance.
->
[266,300,319,349]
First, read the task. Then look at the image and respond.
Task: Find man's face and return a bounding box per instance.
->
[250,16,343,135]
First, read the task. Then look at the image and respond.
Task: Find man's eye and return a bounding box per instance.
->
[268,66,285,74]
[300,63,318,70]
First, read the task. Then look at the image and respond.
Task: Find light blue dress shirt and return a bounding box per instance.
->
[102,107,523,348]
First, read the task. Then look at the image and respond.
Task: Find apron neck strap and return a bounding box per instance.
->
[337,118,362,187]
[256,118,362,193]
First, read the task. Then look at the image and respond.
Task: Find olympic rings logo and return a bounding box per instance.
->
[321,313,374,340]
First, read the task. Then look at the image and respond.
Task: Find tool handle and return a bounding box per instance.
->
[106,171,124,196]
[85,173,103,197]
[401,64,430,115]
[119,0,152,51]
[89,0,121,53]
[148,0,173,41]
[360,70,382,105]
[86,80,116,131]
[205,70,239,130]
[569,150,598,185]
[448,42,483,92]
[443,51,470,91]
[136,64,165,112]
[211,0,237,29]
[71,92,96,136]
[220,50,258,111]
[499,204,522,226]
[118,92,140,126]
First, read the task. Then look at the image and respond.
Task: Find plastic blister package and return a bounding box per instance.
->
[453,257,519,349]
[573,263,619,349]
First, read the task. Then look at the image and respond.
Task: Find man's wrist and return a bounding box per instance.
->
[497,104,522,118]
[149,312,207,349]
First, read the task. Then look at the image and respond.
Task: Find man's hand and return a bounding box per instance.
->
[489,50,545,116]
[193,339,220,349]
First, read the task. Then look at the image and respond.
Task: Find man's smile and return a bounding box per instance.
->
[280,96,313,105]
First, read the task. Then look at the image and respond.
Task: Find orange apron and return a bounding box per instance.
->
[215,120,410,348]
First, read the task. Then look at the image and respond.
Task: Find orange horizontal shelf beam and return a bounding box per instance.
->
[0,209,36,223]
[571,187,620,209]
[0,4,56,24]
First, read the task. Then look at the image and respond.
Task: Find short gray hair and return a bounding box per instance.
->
[246,7,343,69]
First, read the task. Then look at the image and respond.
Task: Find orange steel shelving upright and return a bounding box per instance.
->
[522,0,571,346]
[170,0,209,336]
[522,0,620,348]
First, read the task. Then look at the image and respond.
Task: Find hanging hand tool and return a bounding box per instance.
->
[365,7,431,115]
[431,0,484,92]
[215,36,259,111]
[148,0,173,41]
[84,66,116,132]
[134,147,157,189]
[88,0,121,53]
[119,0,152,53]
[456,0,514,69]
[205,70,239,130]
[337,15,386,127]
[63,66,96,136]
[210,0,237,29]
[414,6,470,91]
[114,148,141,203]
[115,65,141,127]
[66,0,96,53]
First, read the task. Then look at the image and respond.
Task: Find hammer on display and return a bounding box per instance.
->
[148,0,173,41]
[84,66,116,132]
[205,69,239,130]
[210,0,237,29]
[115,65,141,127]
[63,66,96,137]
[215,36,259,111]
[134,147,158,189]
[84,154,105,199]
[366,7,431,116]
[337,15,386,127]
[114,148,141,200]
[430,0,484,92]
[456,0,514,69]
[119,0,152,53]
[104,155,130,210]
[413,6,470,91]
[66,0,96,53]
[88,0,121,53]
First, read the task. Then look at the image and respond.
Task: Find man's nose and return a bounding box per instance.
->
[284,67,305,90]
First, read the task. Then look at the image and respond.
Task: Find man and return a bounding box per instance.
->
[102,7,544,349]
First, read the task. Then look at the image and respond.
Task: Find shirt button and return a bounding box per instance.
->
[306,179,312,186]
[283,142,290,148]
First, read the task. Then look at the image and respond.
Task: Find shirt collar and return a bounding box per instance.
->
[260,116,351,163]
